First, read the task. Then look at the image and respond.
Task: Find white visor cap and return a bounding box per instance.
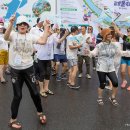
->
[16,15,30,26]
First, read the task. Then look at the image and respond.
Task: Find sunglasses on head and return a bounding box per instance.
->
[18,22,28,26]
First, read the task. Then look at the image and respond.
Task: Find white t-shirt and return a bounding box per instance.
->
[66,35,79,60]
[53,33,66,55]
[30,26,54,60]
[0,34,8,51]
[77,33,90,56]
[37,34,54,60]
[8,32,38,70]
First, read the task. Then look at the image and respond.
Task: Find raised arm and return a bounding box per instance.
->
[37,20,50,45]
[4,14,16,41]
[57,30,69,44]
[111,22,124,39]
[116,48,130,57]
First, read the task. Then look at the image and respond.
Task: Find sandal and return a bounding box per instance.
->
[109,97,119,106]
[40,92,47,97]
[97,98,104,105]
[45,89,54,95]
[67,82,70,86]
[38,113,47,124]
[1,80,7,84]
[9,121,22,129]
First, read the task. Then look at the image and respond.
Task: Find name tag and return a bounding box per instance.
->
[14,55,22,65]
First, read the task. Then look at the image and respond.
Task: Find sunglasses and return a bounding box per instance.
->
[18,22,28,26]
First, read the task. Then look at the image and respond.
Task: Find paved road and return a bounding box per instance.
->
[0,68,130,130]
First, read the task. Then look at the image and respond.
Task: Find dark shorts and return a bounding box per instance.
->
[38,60,51,81]
[53,54,67,63]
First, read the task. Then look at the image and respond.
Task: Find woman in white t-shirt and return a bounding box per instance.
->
[4,14,50,129]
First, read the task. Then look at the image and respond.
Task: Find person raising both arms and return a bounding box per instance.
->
[4,14,50,129]
[87,28,130,106]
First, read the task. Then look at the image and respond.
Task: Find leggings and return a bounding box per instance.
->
[97,71,118,89]
[10,66,43,119]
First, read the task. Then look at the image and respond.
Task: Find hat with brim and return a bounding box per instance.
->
[16,16,30,26]
[101,28,111,41]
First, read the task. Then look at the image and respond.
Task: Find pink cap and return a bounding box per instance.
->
[0,17,5,23]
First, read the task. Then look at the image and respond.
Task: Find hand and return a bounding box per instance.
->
[43,20,51,27]
[43,20,51,31]
[9,14,16,24]
[78,43,82,48]
[73,42,77,46]
[65,29,70,36]
[111,22,116,27]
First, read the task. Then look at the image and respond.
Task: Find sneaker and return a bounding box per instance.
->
[127,86,130,91]
[61,73,67,80]
[69,84,80,89]
[78,73,82,78]
[121,80,127,88]
[86,74,91,79]
[105,85,112,90]
[52,73,56,76]
[45,89,54,95]
[56,76,61,81]
[97,98,104,105]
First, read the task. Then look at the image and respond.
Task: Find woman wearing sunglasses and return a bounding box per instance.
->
[4,14,50,129]
[87,28,130,106]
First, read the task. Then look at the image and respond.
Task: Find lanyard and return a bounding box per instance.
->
[15,33,27,53]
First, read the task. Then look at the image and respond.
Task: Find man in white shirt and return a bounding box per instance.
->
[67,26,82,89]
[77,25,91,79]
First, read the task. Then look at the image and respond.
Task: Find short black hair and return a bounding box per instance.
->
[71,26,78,33]
[81,25,87,29]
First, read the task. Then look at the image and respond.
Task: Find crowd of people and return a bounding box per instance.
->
[0,14,130,129]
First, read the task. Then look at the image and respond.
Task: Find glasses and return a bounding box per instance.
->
[18,22,28,26]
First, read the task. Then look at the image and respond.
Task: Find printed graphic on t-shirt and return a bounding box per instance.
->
[13,39,33,54]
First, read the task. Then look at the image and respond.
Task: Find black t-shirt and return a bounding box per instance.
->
[96,33,103,44]
[122,35,130,60]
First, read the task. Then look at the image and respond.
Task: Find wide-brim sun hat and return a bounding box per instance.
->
[16,15,30,26]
